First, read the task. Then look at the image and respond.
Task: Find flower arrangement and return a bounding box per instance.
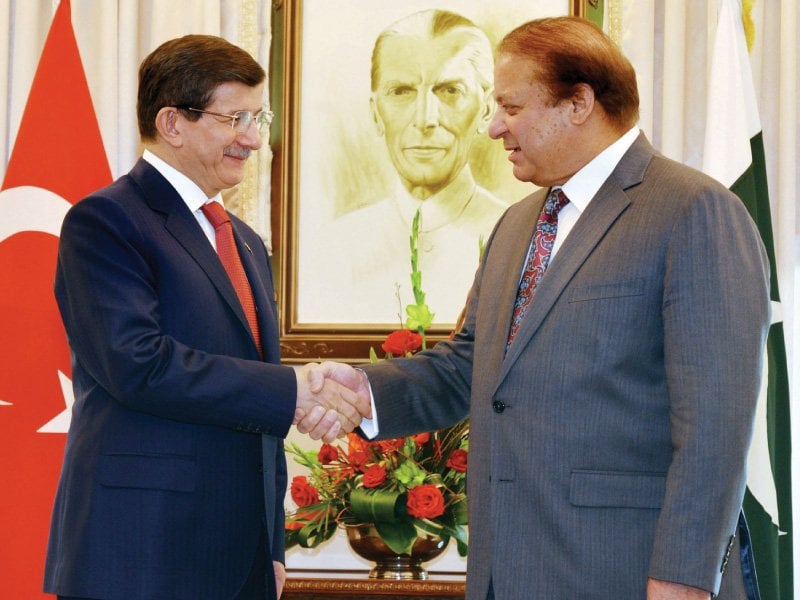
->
[285,209,469,557]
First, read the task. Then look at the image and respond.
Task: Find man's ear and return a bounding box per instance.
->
[154,107,183,147]
[369,96,385,137]
[477,87,495,134]
[568,83,595,125]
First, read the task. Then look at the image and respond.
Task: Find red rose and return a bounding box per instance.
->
[406,484,445,519]
[381,329,423,355]
[446,449,468,473]
[349,449,370,473]
[413,432,430,447]
[377,438,405,453]
[290,475,320,507]
[348,433,369,454]
[317,443,338,465]
[362,464,387,488]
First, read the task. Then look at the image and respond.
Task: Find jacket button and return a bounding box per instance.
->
[492,400,505,413]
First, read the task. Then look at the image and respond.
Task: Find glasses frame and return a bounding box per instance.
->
[177,106,274,133]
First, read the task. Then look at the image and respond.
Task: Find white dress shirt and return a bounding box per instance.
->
[142,149,224,251]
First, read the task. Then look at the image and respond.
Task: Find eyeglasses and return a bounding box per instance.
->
[178,106,274,133]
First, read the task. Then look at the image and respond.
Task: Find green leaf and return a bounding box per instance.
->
[405,303,434,331]
[394,460,426,488]
[285,528,299,549]
[350,488,404,523]
[375,520,418,555]
[296,519,337,548]
[452,498,469,525]
[456,534,469,557]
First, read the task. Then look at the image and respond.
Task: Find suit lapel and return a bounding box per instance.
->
[497,133,654,382]
[129,160,256,352]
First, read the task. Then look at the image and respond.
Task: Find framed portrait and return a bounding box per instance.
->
[272,0,590,574]
[273,0,592,364]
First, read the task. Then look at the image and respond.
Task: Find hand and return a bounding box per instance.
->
[294,362,372,439]
[274,560,286,598]
[647,578,711,600]
[293,363,369,443]
[307,361,372,415]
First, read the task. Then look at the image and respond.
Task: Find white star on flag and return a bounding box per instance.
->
[37,371,74,433]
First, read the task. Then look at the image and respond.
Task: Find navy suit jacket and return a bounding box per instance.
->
[44,159,296,600]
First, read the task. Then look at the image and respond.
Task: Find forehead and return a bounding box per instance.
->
[375,30,481,86]
[493,54,542,100]
[207,80,264,109]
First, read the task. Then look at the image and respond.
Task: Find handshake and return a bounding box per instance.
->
[293,362,373,443]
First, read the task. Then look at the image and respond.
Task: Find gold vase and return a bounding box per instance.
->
[344,522,449,580]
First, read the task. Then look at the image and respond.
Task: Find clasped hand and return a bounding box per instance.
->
[293,362,371,443]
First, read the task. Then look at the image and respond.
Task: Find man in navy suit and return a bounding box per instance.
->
[43,35,367,600]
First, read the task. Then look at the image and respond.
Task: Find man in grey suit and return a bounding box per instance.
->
[300,16,770,600]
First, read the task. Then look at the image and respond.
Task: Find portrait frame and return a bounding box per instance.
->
[271,1,591,364]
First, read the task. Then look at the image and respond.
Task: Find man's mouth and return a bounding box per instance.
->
[224,147,251,160]
[404,146,446,159]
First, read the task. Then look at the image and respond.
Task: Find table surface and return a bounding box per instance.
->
[284,571,466,599]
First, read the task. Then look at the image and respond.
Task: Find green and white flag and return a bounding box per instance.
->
[702,1,793,598]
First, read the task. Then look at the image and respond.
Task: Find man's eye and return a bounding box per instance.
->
[388,86,415,97]
[435,84,465,99]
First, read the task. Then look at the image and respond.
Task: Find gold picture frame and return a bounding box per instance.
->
[271,0,590,363]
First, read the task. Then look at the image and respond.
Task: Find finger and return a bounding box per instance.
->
[295,404,325,435]
[305,363,325,394]
[327,383,363,429]
[293,407,306,425]
[341,381,373,423]
[308,408,342,441]
[321,419,343,444]
[320,361,363,391]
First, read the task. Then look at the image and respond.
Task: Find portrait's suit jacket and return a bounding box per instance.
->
[363,134,770,599]
[44,159,296,600]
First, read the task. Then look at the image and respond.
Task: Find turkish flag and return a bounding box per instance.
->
[0,0,112,596]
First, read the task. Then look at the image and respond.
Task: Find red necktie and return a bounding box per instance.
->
[201,201,263,357]
[506,188,570,347]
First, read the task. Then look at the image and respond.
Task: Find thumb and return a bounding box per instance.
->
[305,363,326,394]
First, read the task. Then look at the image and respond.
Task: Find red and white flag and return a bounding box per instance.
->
[0,0,111,596]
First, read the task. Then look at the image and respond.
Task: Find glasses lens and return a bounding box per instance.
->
[233,111,252,133]
[255,110,274,132]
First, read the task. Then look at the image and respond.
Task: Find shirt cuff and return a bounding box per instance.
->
[356,369,379,439]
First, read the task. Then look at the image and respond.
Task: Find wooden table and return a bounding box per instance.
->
[283,571,466,599]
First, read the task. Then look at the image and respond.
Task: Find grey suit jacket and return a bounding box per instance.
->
[362,134,770,600]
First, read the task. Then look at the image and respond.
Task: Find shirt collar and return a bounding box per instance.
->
[142,149,223,213]
[560,126,639,212]
[392,167,480,232]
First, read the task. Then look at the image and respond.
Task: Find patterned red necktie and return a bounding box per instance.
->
[506,188,570,347]
[201,201,263,357]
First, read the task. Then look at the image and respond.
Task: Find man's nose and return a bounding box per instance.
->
[413,89,440,129]
[237,121,263,149]
[487,110,506,139]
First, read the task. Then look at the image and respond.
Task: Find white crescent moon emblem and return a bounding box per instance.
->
[0,185,72,243]
[0,185,73,429]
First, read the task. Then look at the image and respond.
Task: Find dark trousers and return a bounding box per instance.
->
[234,528,270,600]
[57,540,268,600]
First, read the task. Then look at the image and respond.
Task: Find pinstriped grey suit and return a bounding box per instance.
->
[362,133,770,599]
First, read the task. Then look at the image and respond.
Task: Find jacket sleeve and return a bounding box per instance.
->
[647,187,770,594]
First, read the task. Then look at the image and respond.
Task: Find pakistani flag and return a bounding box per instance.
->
[701,1,793,598]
